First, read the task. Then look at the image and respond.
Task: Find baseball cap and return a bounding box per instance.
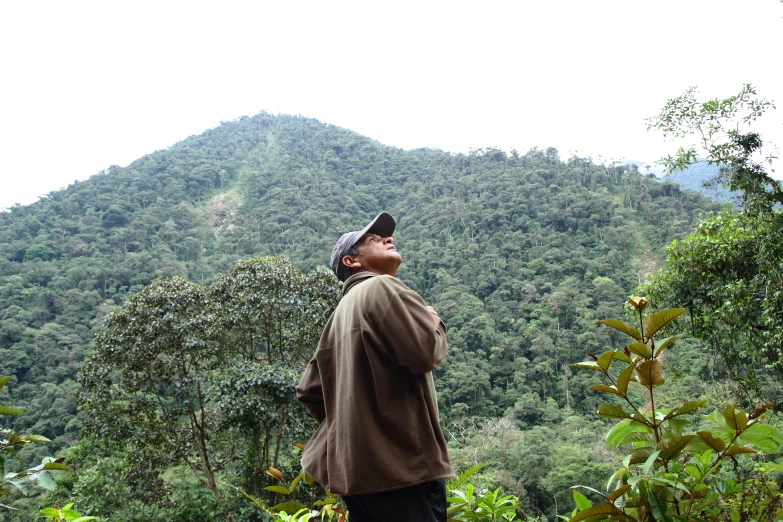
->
[330,212,396,282]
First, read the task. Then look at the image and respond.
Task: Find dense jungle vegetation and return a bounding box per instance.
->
[2,108,775,520]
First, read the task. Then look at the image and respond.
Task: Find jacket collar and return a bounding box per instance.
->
[342,272,380,297]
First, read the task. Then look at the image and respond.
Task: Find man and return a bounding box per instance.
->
[296,212,452,522]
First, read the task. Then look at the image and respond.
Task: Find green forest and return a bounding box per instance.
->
[1,85,782,521]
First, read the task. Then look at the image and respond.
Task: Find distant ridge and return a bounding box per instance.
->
[625,159,736,204]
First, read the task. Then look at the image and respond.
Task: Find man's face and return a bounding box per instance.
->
[344,233,402,277]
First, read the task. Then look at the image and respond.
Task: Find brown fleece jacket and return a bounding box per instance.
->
[296,272,452,496]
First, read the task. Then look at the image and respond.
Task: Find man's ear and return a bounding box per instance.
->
[342,255,362,270]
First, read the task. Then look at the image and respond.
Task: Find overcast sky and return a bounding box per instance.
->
[1,1,781,210]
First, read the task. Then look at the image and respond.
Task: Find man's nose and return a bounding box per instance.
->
[383,236,394,244]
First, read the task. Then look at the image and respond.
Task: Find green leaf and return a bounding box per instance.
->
[642,449,661,474]
[740,423,783,453]
[264,485,292,495]
[684,465,702,480]
[616,365,634,394]
[643,308,686,338]
[590,384,621,396]
[627,342,652,359]
[571,485,607,501]
[34,470,56,490]
[606,419,634,448]
[60,508,81,519]
[658,435,694,460]
[629,448,654,465]
[653,336,677,357]
[597,404,631,419]
[606,484,631,502]
[631,410,652,427]
[644,484,667,521]
[43,462,69,471]
[271,500,308,513]
[618,431,655,447]
[725,444,756,456]
[573,490,592,510]
[636,359,664,386]
[571,361,603,371]
[663,400,706,420]
[722,405,748,431]
[0,376,11,391]
[287,471,305,494]
[597,351,619,370]
[762,460,783,472]
[606,467,628,491]
[21,435,51,443]
[697,431,727,452]
[606,419,653,449]
[0,406,24,415]
[598,319,642,341]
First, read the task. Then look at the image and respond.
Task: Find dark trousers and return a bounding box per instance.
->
[342,478,447,522]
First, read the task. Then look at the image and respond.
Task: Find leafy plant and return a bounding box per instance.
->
[273,508,319,522]
[448,484,521,522]
[40,502,99,522]
[0,375,68,509]
[447,462,523,522]
[447,462,491,492]
[227,448,345,521]
[567,297,783,521]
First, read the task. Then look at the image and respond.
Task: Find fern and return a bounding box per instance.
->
[446,461,491,491]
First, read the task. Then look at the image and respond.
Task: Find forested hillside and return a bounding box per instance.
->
[0,113,722,519]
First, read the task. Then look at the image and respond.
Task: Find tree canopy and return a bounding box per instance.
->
[644,85,783,404]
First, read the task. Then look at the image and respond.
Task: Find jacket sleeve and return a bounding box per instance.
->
[376,280,448,374]
[296,356,326,423]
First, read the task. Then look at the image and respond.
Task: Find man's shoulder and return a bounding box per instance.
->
[365,274,412,294]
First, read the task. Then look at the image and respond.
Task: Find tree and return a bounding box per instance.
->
[77,257,340,520]
[646,83,780,213]
[644,85,783,402]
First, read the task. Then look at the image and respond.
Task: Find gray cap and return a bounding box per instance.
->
[330,212,396,282]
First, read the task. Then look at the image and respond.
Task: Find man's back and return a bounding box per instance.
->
[296,272,452,496]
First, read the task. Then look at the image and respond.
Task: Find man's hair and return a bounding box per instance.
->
[343,244,360,277]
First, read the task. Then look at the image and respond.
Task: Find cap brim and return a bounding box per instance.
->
[361,212,395,239]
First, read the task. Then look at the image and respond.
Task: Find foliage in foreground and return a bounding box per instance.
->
[258,458,527,522]
[0,376,68,511]
[40,503,97,522]
[568,297,783,521]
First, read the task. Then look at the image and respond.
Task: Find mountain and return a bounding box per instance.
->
[664,162,738,203]
[0,113,720,518]
[626,159,737,204]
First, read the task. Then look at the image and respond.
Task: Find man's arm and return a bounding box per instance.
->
[376,281,448,374]
[296,356,326,422]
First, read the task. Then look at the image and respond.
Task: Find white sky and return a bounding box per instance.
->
[1,1,782,209]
